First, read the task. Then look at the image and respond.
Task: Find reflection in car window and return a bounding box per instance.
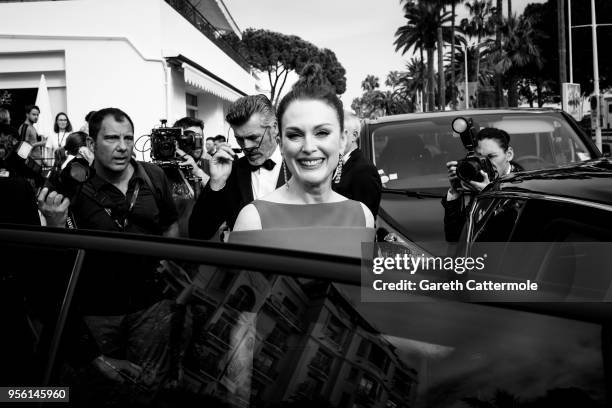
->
[372,113,592,191]
[473,198,526,242]
[3,243,605,407]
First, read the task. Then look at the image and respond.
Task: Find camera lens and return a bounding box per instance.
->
[457,159,485,183]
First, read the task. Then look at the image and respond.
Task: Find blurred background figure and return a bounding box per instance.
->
[332,110,382,218]
[45,112,73,169]
[53,131,93,172]
[79,110,96,134]
[204,136,216,157]
[18,104,45,165]
[0,107,10,125]
[213,134,226,150]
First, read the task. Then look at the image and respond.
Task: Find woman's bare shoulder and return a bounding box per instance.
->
[233,204,262,232]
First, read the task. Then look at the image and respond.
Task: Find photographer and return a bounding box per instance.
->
[442,127,522,242]
[172,116,210,187]
[38,108,182,401]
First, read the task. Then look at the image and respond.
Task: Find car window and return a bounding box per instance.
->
[1,232,606,407]
[471,198,526,242]
[371,113,593,191]
[0,241,78,385]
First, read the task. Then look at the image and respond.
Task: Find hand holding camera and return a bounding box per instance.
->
[447,117,498,198]
[37,186,70,227]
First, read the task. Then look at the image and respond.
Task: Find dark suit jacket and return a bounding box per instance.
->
[332,149,382,218]
[189,155,286,240]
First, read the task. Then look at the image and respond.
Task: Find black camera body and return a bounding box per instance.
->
[46,157,93,197]
[452,117,497,184]
[1,141,92,196]
[150,120,202,162]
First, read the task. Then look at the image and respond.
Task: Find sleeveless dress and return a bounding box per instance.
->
[228,199,375,257]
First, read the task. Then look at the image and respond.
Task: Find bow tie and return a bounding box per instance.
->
[249,158,275,172]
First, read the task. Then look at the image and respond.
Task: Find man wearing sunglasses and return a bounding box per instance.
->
[189,94,287,240]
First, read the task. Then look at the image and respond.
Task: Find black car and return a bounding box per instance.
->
[360,109,604,256]
[1,217,611,407]
[456,158,612,302]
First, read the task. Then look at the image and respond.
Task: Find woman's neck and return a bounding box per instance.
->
[285,177,335,204]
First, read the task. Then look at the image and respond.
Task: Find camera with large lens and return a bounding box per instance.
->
[451,117,497,184]
[46,156,93,197]
[150,119,202,163]
[1,139,92,196]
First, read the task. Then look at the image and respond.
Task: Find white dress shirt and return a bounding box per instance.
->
[251,145,282,199]
[342,147,357,164]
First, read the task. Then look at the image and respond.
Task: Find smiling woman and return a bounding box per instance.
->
[230,86,375,256]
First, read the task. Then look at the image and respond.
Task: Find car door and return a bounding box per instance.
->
[0,225,609,408]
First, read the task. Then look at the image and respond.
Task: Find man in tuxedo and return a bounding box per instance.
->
[333,111,382,218]
[189,94,286,240]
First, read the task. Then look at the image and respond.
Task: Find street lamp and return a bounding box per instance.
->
[568,0,612,151]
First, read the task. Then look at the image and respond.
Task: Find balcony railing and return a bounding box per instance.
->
[164,0,251,72]
[265,296,305,332]
[252,363,278,382]
[264,334,288,354]
[308,358,330,377]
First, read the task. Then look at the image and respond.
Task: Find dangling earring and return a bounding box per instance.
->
[282,159,289,189]
[334,154,343,184]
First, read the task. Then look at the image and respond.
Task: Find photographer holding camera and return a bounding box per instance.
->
[37,108,183,401]
[172,117,210,187]
[442,125,522,242]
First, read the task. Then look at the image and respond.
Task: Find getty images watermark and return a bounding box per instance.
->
[360,242,612,302]
[370,252,538,292]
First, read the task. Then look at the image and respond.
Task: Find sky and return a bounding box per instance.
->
[225,0,547,106]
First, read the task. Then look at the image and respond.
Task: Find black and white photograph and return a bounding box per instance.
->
[0,0,611,407]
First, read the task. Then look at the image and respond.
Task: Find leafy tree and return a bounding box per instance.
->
[461,0,496,105]
[495,14,544,106]
[225,29,346,103]
[395,0,453,111]
[351,74,412,119]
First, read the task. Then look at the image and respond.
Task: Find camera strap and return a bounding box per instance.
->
[106,182,140,231]
[80,180,142,232]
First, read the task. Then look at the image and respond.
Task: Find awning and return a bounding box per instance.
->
[168,55,246,103]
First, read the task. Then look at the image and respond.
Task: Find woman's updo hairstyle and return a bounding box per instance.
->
[276,85,344,137]
[476,127,511,151]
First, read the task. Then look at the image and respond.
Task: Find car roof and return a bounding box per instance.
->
[490,159,612,207]
[364,108,562,125]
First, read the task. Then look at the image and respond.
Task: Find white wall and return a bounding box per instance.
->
[0,0,256,140]
[198,92,230,140]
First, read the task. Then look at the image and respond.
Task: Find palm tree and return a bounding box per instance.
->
[399,58,428,110]
[495,0,503,106]
[361,75,380,92]
[449,0,463,109]
[395,0,452,111]
[435,0,462,110]
[446,38,495,106]
[495,15,544,106]
[461,0,495,106]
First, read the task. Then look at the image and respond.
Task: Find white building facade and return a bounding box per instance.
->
[0,0,256,146]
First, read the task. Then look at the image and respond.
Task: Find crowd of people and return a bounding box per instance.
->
[0,84,525,405]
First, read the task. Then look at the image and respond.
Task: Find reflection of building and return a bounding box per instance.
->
[0,0,255,139]
[174,265,418,408]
